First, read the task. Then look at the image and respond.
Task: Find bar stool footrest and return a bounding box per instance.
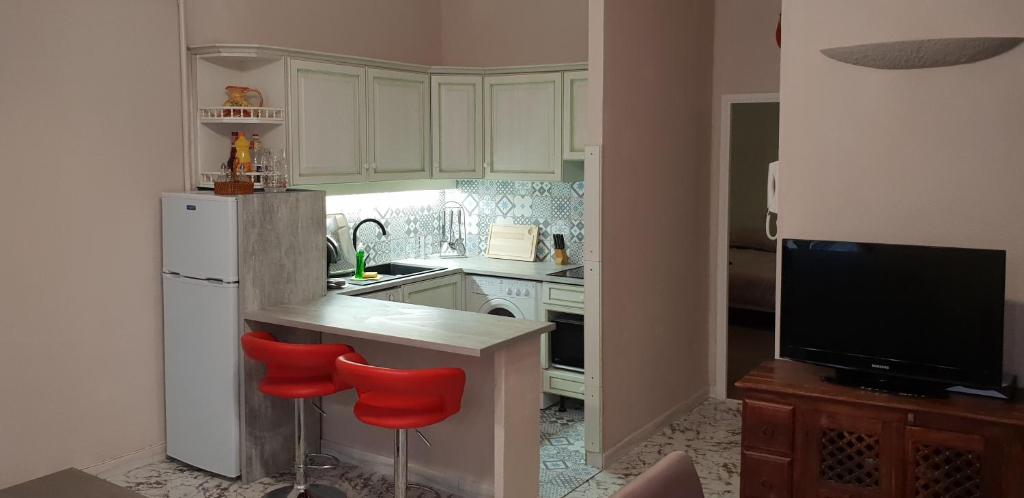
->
[304,452,341,471]
[407,483,442,498]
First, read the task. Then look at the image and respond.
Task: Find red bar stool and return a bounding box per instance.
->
[334,352,466,498]
[241,332,355,498]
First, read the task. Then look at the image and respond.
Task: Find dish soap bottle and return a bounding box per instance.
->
[354,250,366,279]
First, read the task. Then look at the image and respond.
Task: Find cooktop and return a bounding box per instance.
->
[548,266,584,280]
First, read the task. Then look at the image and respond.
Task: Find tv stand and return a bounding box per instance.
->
[736,360,1024,498]
[824,368,950,398]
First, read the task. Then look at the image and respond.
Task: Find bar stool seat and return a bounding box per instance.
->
[242,332,355,498]
[354,392,447,428]
[335,352,465,498]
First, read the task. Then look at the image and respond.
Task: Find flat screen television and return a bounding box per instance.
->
[780,239,1006,394]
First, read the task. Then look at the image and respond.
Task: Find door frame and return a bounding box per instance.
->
[710,93,780,399]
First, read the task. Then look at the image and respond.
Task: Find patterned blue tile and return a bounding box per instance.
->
[497,195,513,216]
[327,179,583,264]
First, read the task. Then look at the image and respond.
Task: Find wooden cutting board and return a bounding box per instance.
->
[485,224,538,261]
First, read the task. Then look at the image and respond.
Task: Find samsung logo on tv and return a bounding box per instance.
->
[870,363,891,370]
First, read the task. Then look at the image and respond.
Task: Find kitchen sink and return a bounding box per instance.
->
[331,262,445,286]
[365,263,444,277]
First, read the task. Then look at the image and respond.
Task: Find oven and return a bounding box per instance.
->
[548,310,584,372]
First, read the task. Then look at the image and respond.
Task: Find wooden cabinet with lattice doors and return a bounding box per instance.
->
[736,361,1024,498]
[903,426,998,498]
[796,409,901,498]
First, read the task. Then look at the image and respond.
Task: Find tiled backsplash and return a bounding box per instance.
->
[325,190,443,266]
[325,180,585,268]
[449,180,585,263]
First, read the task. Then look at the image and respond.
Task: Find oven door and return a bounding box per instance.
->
[549,311,584,372]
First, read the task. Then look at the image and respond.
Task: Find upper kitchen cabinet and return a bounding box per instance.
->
[366,69,431,181]
[484,73,563,181]
[191,53,288,188]
[290,60,368,185]
[431,75,484,179]
[562,71,588,161]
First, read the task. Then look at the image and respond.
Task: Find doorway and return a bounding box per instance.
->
[712,94,780,399]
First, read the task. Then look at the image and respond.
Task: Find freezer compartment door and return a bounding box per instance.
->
[163,274,240,477]
[162,193,238,282]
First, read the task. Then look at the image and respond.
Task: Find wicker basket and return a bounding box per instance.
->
[214,179,255,196]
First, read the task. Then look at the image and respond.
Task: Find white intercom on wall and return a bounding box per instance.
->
[766,161,779,240]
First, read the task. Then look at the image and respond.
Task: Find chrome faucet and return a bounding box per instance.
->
[352,218,387,250]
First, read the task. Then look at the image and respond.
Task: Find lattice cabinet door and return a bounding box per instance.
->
[797,410,898,498]
[904,426,996,498]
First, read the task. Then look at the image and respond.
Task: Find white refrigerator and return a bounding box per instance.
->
[161,192,241,477]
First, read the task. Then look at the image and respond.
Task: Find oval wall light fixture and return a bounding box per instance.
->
[821,37,1023,70]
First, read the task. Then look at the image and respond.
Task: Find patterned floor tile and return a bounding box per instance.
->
[564,398,741,498]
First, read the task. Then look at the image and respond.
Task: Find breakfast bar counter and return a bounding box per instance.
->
[246,293,553,356]
[241,293,553,497]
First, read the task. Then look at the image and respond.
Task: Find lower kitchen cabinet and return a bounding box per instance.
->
[356,274,464,310]
[402,274,463,310]
[360,287,401,302]
[543,368,585,400]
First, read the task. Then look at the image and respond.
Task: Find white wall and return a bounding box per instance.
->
[599,0,715,457]
[0,0,184,487]
[186,0,587,68]
[779,0,1024,378]
[186,0,442,65]
[439,0,588,66]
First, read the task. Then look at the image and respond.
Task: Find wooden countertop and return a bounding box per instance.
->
[245,293,554,357]
[736,360,1024,428]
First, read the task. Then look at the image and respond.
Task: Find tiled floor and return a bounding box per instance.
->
[105,459,455,498]
[105,398,740,498]
[539,401,600,498]
[564,398,742,498]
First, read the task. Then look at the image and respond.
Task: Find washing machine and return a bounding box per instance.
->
[464,275,540,320]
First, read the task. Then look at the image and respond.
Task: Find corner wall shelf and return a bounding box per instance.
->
[199,107,285,124]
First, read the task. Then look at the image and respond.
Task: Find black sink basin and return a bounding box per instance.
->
[330,262,444,285]
[364,263,443,277]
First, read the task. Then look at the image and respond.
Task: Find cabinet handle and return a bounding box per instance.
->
[362,163,369,172]
[370,162,376,171]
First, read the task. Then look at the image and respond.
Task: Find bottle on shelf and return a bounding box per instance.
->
[234,132,252,174]
[224,131,239,178]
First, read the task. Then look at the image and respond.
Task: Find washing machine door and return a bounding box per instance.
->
[477,298,525,318]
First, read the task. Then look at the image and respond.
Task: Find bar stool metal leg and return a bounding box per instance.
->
[263,400,346,498]
[395,429,408,498]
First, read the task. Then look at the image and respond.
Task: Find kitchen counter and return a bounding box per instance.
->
[400,256,584,284]
[244,292,553,356]
[337,256,583,296]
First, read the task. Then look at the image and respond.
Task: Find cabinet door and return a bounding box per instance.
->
[904,426,996,498]
[484,73,563,181]
[562,71,588,161]
[431,75,483,179]
[367,69,430,181]
[796,409,899,498]
[360,288,400,302]
[290,59,367,184]
[402,274,464,310]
